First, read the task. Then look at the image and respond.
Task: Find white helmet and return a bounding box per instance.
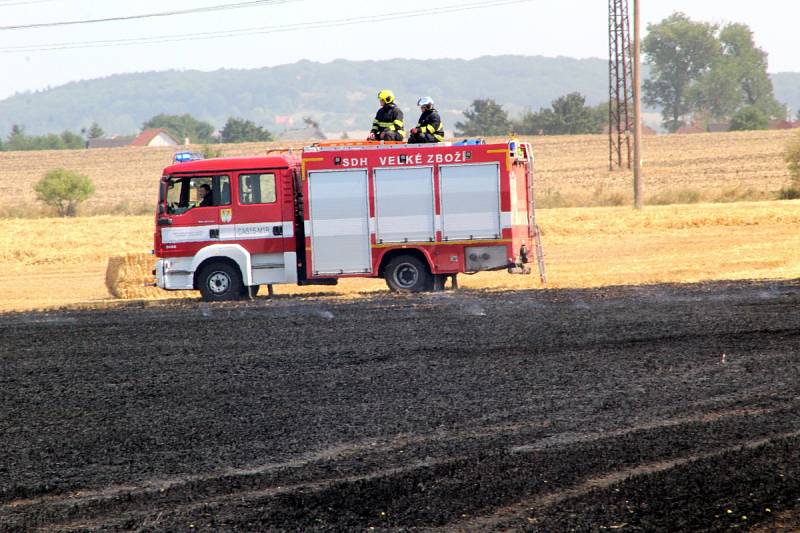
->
[417,96,434,107]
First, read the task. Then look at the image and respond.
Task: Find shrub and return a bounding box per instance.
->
[34,168,95,217]
[729,106,768,131]
[778,184,800,200]
[786,131,800,182]
[202,144,224,158]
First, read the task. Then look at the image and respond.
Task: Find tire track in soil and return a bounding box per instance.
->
[25,405,800,532]
[6,404,795,531]
[451,430,800,531]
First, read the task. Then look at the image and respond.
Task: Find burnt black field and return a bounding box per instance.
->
[2,280,799,532]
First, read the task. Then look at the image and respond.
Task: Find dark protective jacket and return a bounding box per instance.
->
[371,103,405,140]
[414,108,444,142]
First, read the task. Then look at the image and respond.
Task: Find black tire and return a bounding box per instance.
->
[384,255,433,293]
[197,262,243,301]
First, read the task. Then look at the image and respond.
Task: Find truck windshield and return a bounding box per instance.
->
[164,175,230,214]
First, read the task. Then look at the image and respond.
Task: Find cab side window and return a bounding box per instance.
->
[239,173,276,204]
[165,175,230,214]
[191,176,231,207]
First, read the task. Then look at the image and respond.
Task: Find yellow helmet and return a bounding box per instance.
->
[378,89,395,104]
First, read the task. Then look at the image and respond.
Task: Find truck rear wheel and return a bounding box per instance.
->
[384,255,433,293]
[198,262,243,301]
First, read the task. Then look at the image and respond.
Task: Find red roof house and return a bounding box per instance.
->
[130,129,180,147]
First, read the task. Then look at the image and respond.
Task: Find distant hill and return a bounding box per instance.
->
[0,56,609,136]
[1,56,797,137]
[773,72,800,117]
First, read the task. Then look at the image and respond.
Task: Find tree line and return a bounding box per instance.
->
[0,116,275,151]
[2,12,794,151]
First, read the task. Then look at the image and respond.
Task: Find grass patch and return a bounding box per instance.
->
[778,184,800,200]
[647,188,703,206]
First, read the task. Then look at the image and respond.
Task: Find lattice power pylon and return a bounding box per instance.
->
[608,0,635,170]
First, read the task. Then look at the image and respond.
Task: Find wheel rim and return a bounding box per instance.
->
[393,262,419,289]
[207,271,231,294]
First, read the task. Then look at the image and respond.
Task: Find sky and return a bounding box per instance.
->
[0,0,797,100]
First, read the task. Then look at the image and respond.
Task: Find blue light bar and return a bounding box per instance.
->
[173,151,204,163]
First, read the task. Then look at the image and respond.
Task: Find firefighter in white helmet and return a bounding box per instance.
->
[408,96,444,143]
[368,89,405,141]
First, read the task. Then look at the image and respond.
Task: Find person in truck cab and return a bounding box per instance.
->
[197,184,213,207]
[408,96,444,143]
[368,89,405,141]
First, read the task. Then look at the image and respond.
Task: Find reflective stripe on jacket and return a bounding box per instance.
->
[371,103,405,139]
[416,108,444,141]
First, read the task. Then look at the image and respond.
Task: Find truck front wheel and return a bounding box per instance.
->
[197,262,243,301]
[384,255,433,293]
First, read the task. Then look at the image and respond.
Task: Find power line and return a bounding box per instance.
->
[0,0,301,30]
[0,0,535,53]
[0,0,60,6]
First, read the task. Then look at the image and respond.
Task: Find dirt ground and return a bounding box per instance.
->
[2,280,800,531]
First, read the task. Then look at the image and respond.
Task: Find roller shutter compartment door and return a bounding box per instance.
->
[308,170,371,274]
[439,163,501,241]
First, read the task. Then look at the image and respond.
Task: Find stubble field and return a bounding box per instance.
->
[1,200,799,312]
[0,129,796,216]
[0,129,797,312]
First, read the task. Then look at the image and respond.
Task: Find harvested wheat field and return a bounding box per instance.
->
[1,200,798,312]
[0,130,797,216]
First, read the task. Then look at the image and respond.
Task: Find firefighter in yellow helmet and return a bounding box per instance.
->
[368,89,405,141]
[409,96,444,143]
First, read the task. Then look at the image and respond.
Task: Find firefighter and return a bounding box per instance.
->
[368,89,405,141]
[409,96,444,143]
[197,184,213,207]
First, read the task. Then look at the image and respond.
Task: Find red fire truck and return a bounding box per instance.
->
[154,140,544,301]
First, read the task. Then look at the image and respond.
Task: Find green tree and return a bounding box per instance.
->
[689,61,742,120]
[718,23,783,117]
[6,124,28,150]
[87,122,105,139]
[34,168,95,217]
[455,99,511,136]
[60,131,86,149]
[643,12,719,132]
[142,114,215,143]
[4,125,86,151]
[220,117,273,143]
[729,105,769,131]
[515,92,605,135]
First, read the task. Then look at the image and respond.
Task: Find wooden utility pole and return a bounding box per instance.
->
[632,0,643,209]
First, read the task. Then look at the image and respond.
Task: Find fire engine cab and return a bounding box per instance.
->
[154,140,544,301]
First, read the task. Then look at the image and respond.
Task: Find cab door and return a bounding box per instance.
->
[160,174,232,257]
[232,169,296,284]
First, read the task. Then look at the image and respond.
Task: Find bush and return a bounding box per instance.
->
[729,106,769,131]
[786,131,800,182]
[778,184,800,200]
[202,144,224,158]
[34,168,95,217]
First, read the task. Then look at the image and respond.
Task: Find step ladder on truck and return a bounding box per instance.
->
[153,139,546,301]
